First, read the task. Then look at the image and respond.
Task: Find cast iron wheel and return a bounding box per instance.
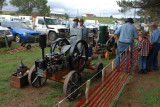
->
[15,34,21,43]
[50,38,70,53]
[95,63,104,78]
[48,32,57,41]
[69,40,88,72]
[63,70,81,101]
[28,65,47,88]
[26,44,31,49]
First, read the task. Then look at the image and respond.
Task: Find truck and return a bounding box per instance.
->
[33,17,69,41]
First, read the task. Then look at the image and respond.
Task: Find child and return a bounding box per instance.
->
[138,31,151,74]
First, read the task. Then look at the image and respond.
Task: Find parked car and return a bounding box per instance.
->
[34,17,69,41]
[1,21,40,43]
[0,26,13,47]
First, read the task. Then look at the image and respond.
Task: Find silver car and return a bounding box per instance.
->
[0,26,13,47]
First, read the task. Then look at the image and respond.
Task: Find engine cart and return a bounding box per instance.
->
[90,26,117,57]
[28,33,103,100]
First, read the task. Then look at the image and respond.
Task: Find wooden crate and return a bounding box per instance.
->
[9,68,29,88]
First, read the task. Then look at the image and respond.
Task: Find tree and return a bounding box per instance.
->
[0,0,7,14]
[110,15,113,19]
[117,0,160,22]
[10,0,50,16]
[64,13,69,19]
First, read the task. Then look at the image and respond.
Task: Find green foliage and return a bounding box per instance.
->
[10,0,50,16]
[110,15,113,19]
[117,0,160,23]
[64,13,69,19]
[0,0,7,14]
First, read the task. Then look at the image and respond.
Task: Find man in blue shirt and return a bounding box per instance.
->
[146,22,160,71]
[114,18,138,68]
[113,23,118,32]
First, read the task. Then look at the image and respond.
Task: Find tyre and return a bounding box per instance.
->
[15,34,21,43]
[48,32,57,41]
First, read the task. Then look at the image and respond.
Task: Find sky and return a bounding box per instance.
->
[2,0,136,18]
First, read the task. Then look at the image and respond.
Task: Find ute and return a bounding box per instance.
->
[34,17,69,41]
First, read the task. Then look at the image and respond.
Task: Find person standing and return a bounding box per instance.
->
[113,23,118,32]
[114,18,138,67]
[146,22,160,71]
[77,19,85,29]
[70,17,79,29]
[138,32,151,74]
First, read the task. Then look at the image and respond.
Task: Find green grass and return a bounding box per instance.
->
[0,42,114,106]
[1,11,16,15]
[79,17,122,24]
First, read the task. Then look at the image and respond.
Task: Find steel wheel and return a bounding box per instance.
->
[15,34,21,43]
[69,40,88,72]
[63,70,81,100]
[28,65,47,88]
[48,32,57,41]
[50,38,70,53]
[95,63,104,78]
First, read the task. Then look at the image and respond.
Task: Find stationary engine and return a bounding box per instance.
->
[45,52,67,73]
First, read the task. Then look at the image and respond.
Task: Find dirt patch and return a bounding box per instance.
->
[116,57,160,107]
[5,81,52,107]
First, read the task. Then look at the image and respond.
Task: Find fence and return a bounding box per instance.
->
[53,43,138,107]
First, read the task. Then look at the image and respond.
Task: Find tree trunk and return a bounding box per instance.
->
[0,5,3,14]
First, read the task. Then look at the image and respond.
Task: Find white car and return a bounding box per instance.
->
[34,17,69,41]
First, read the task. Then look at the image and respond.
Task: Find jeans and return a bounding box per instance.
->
[146,43,160,70]
[138,55,147,71]
[115,42,130,67]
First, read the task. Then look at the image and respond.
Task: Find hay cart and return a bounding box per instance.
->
[28,32,103,100]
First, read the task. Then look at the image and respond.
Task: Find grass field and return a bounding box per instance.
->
[1,11,16,15]
[0,41,114,107]
[80,17,121,24]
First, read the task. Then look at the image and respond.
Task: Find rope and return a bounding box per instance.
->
[135,77,150,107]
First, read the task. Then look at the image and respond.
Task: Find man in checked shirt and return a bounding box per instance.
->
[138,31,151,74]
[146,22,160,72]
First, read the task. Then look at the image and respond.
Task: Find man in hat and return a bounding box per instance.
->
[70,17,79,29]
[114,18,138,68]
[77,19,85,29]
[146,22,160,72]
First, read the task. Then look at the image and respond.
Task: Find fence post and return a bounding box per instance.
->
[85,80,91,105]
[58,100,63,107]
[112,59,115,70]
[102,69,105,87]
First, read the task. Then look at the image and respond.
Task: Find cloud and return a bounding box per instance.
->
[2,0,136,18]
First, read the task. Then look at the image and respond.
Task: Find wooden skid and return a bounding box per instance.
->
[44,68,71,83]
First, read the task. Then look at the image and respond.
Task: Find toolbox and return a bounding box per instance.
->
[9,68,29,88]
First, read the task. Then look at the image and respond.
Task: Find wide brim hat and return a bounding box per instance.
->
[79,19,84,22]
[73,17,79,21]
[125,18,134,23]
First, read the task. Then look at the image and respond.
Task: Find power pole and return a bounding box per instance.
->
[134,0,136,22]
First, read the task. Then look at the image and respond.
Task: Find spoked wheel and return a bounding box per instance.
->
[28,65,47,88]
[63,70,81,101]
[50,38,70,53]
[95,63,104,78]
[69,40,88,72]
